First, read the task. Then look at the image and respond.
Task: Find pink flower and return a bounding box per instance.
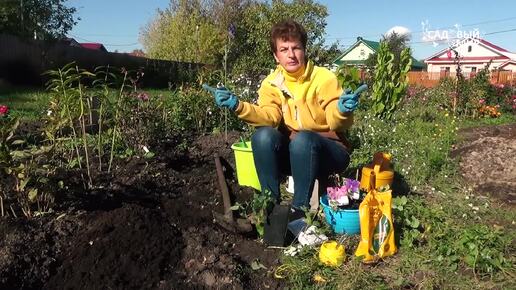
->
[136,92,149,101]
[0,105,8,116]
[327,178,361,206]
[479,99,485,104]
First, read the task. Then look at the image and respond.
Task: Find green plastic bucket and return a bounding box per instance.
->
[231,141,261,191]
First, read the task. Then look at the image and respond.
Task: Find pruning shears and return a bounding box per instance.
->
[202,82,226,96]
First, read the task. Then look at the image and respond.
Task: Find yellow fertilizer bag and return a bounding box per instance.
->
[355,172,396,263]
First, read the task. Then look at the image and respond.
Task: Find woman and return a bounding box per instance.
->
[205,19,366,219]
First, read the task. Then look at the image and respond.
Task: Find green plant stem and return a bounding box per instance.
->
[65,104,86,187]
[97,102,103,171]
[57,66,86,188]
[108,71,127,173]
[76,66,93,188]
[9,205,17,218]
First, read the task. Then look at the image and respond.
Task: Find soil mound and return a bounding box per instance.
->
[452,123,516,206]
[46,204,184,290]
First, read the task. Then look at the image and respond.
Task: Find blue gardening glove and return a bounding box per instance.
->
[337,84,368,114]
[202,84,239,111]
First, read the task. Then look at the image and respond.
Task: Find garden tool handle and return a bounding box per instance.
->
[373,152,384,174]
[373,158,383,177]
[214,154,233,219]
[369,171,376,191]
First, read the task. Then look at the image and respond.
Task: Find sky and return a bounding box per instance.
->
[68,0,516,60]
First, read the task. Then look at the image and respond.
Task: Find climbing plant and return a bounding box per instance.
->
[371,41,412,119]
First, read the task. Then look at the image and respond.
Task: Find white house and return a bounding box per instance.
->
[333,37,424,70]
[424,38,516,74]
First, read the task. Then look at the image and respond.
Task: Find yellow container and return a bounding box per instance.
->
[231,141,261,191]
[360,152,394,191]
[319,241,346,267]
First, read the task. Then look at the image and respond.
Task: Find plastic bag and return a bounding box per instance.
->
[355,172,396,263]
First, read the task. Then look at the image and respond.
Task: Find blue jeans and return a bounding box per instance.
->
[251,127,350,210]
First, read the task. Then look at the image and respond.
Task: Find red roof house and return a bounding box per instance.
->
[424,38,516,74]
[80,43,108,52]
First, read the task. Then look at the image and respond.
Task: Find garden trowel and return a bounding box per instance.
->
[263,203,291,247]
[213,154,252,233]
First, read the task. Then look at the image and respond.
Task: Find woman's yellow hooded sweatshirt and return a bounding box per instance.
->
[234,60,352,134]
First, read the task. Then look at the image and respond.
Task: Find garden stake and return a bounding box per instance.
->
[0,196,4,217]
[213,154,252,233]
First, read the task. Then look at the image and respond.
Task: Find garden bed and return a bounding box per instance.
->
[452,122,516,206]
[1,119,515,289]
[0,131,283,289]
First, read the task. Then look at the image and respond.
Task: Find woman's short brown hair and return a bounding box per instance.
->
[269,20,307,53]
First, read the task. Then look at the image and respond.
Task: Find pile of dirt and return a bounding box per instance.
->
[47,204,184,290]
[451,123,516,206]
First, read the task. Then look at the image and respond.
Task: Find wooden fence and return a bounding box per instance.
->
[0,34,202,87]
[407,71,516,88]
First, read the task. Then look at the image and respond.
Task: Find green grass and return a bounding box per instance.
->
[0,87,176,121]
[461,112,516,128]
[0,88,51,120]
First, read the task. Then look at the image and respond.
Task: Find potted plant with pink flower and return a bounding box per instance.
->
[320,177,365,235]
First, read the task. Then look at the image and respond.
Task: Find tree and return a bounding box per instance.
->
[140,0,226,64]
[0,0,78,40]
[310,42,342,67]
[140,0,330,75]
[232,0,328,75]
[365,32,411,69]
[371,41,412,119]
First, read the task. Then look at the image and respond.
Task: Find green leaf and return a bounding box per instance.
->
[229,203,241,211]
[143,151,155,159]
[20,177,30,191]
[28,189,38,202]
[250,259,267,271]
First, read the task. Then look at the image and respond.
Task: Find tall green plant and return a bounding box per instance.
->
[44,62,88,187]
[92,65,117,171]
[108,68,128,173]
[371,42,412,119]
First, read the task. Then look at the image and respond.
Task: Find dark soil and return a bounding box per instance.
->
[0,131,283,290]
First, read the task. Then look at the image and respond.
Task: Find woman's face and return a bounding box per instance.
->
[273,38,306,73]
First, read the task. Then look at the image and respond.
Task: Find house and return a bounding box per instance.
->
[61,37,82,48]
[79,43,108,52]
[424,38,516,74]
[61,38,109,52]
[127,49,146,58]
[333,37,424,70]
